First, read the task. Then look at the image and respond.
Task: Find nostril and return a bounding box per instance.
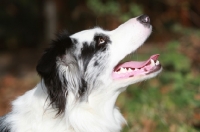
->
[137,15,150,23]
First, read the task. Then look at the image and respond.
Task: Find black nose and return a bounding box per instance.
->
[137,15,150,24]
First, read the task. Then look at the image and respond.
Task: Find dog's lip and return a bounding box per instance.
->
[114,54,160,71]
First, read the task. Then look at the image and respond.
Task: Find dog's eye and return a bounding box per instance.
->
[98,37,105,45]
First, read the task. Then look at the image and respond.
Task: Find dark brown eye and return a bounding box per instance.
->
[98,37,105,45]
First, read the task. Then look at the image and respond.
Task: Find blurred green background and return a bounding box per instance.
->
[0,0,200,132]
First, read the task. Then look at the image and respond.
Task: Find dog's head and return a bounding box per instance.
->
[36,15,162,115]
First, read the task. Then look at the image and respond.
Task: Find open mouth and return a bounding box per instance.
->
[112,54,161,79]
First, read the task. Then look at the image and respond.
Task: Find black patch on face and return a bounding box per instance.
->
[36,31,74,115]
[81,42,95,71]
[94,61,99,67]
[81,33,111,71]
[0,115,11,132]
[94,33,111,51]
[71,38,78,44]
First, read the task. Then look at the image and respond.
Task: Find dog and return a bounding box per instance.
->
[0,15,162,132]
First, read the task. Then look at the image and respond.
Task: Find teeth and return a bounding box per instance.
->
[155,60,159,65]
[115,67,134,73]
[135,68,139,71]
[150,59,155,66]
[128,68,133,72]
[120,67,126,73]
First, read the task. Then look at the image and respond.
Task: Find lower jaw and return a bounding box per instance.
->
[146,65,162,75]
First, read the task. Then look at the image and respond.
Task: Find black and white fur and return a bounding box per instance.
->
[0,15,161,132]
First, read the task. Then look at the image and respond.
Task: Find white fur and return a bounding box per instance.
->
[3,16,161,132]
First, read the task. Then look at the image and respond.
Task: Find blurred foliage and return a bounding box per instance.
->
[87,0,121,15]
[87,0,143,22]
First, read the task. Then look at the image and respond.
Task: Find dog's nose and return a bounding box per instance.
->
[137,15,150,24]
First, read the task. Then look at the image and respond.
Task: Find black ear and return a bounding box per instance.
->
[36,31,73,115]
[37,31,73,77]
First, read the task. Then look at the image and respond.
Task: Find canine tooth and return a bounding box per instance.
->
[150,59,155,66]
[150,59,154,63]
[155,60,159,65]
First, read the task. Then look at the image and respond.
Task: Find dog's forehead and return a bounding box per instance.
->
[70,27,111,42]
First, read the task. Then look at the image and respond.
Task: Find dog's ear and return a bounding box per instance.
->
[36,31,72,77]
[36,31,86,115]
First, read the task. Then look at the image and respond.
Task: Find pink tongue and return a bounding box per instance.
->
[115,54,159,70]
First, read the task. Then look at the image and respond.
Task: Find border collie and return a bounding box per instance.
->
[0,15,162,132]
